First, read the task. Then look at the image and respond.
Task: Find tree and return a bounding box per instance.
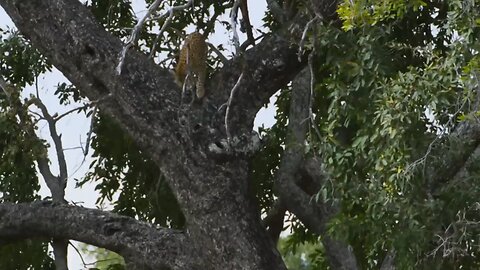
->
[0,0,480,269]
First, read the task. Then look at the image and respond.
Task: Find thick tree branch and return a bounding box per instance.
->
[273,68,359,270]
[117,0,164,74]
[0,201,194,270]
[239,0,255,48]
[0,0,183,146]
[274,67,317,224]
[301,157,360,270]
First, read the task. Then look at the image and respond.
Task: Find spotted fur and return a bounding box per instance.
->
[174,32,208,99]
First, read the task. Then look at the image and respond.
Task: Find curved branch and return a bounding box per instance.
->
[273,68,359,270]
[274,67,319,230]
[0,201,195,270]
[208,34,305,135]
[32,98,68,193]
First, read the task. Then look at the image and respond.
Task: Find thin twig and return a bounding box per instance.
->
[204,2,231,37]
[54,103,91,122]
[61,146,83,151]
[225,72,244,143]
[35,74,40,98]
[181,73,190,104]
[28,110,44,121]
[84,105,97,157]
[68,241,88,267]
[32,98,69,186]
[117,0,164,74]
[298,16,318,62]
[149,0,194,58]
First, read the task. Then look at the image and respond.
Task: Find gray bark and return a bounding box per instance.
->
[0,0,368,269]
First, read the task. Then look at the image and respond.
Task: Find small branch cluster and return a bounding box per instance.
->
[430,207,480,259]
[224,71,244,142]
[297,16,319,62]
[149,0,194,58]
[117,0,164,74]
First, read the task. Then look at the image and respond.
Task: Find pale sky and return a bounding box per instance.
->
[0,1,274,269]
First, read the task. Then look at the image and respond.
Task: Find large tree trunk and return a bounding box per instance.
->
[5,0,479,269]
